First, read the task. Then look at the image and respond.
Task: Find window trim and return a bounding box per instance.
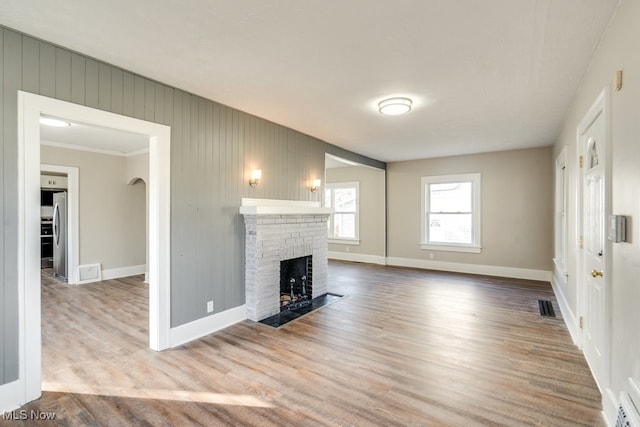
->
[420,173,481,253]
[325,181,360,244]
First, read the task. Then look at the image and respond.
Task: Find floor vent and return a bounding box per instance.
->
[617,392,640,427]
[538,300,555,317]
[77,263,102,284]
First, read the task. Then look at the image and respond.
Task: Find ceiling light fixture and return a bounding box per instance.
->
[378,97,412,115]
[40,117,71,127]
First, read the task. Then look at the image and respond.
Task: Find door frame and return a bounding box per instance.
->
[575,86,611,392]
[16,91,172,405]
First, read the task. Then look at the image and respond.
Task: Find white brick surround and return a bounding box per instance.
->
[240,199,331,321]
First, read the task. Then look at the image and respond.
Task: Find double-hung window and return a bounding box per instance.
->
[421,173,481,253]
[325,182,359,244]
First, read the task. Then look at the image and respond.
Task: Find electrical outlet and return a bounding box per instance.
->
[429,253,434,259]
[207,300,214,313]
[346,247,350,252]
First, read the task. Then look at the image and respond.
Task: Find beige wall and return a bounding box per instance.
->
[126,152,149,184]
[552,0,640,420]
[387,147,553,271]
[41,145,146,271]
[326,165,385,259]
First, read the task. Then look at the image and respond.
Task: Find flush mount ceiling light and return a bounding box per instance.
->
[40,117,71,127]
[378,97,412,115]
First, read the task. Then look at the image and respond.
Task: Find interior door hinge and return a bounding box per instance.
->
[579,235,584,249]
[579,155,584,168]
[579,316,584,329]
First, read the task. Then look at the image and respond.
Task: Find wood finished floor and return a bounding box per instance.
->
[14,262,603,426]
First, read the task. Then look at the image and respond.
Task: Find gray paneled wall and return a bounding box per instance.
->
[0,25,383,385]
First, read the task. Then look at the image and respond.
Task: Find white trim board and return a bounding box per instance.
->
[102,264,147,281]
[551,273,581,346]
[328,251,386,265]
[385,257,551,282]
[0,380,21,414]
[169,305,246,348]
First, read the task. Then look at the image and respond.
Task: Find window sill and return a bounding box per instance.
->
[420,243,482,254]
[329,238,360,246]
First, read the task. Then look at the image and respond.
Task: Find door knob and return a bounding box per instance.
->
[591,270,604,278]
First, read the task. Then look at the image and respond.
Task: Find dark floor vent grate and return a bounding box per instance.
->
[538,300,556,317]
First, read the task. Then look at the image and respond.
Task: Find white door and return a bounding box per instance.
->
[581,109,607,390]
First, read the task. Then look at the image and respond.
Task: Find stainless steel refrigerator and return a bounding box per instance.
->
[53,191,68,280]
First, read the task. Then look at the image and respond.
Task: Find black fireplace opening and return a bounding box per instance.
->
[280,255,312,311]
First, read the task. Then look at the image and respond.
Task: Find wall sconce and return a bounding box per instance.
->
[249,169,262,187]
[310,179,321,193]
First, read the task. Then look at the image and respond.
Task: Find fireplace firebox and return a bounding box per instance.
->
[280,256,312,311]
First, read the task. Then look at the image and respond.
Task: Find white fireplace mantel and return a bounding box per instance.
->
[239,198,332,215]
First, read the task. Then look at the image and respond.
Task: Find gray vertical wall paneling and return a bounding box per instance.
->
[212,102,224,313]
[0,27,5,384]
[195,96,206,316]
[144,80,155,122]
[186,94,199,319]
[232,109,244,307]
[110,68,124,115]
[163,85,174,127]
[38,42,55,98]
[2,29,21,383]
[152,82,164,125]
[174,89,186,326]
[220,104,230,306]
[203,101,215,310]
[98,63,111,112]
[122,71,134,117]
[21,36,39,94]
[55,48,72,102]
[84,59,99,109]
[226,109,237,308]
[169,89,183,326]
[222,106,234,307]
[133,75,145,120]
[181,91,194,324]
[70,53,85,105]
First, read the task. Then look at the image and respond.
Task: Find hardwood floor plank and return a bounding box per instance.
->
[10,262,603,426]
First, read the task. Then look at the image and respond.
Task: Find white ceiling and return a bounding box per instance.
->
[40,116,149,156]
[0,0,620,162]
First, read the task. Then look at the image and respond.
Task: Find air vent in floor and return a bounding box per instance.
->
[77,263,102,284]
[538,300,556,317]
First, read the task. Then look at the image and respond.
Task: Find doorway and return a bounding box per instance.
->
[17,92,172,405]
[577,87,610,392]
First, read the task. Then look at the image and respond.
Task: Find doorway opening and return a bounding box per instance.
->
[17,92,171,405]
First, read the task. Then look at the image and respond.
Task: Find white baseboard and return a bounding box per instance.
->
[169,305,246,348]
[385,256,551,282]
[328,251,386,265]
[601,388,618,427]
[550,272,582,347]
[102,264,146,281]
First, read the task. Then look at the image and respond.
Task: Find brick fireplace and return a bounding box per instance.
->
[240,198,331,321]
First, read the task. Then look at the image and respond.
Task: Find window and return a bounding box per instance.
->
[421,173,481,253]
[325,182,359,244]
